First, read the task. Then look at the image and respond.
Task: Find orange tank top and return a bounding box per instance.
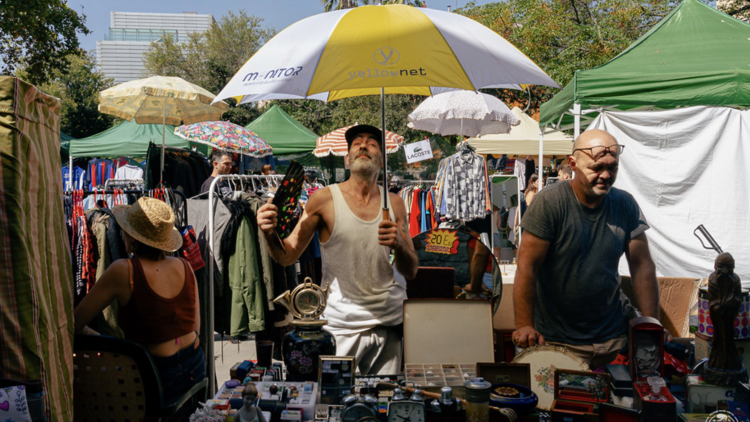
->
[118,257,196,344]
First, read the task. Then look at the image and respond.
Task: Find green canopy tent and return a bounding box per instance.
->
[540,0,750,134]
[70,119,189,158]
[245,105,318,155]
[60,132,75,163]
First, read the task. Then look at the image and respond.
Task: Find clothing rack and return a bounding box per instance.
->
[63,188,188,225]
[104,178,144,189]
[205,174,281,395]
[402,179,436,187]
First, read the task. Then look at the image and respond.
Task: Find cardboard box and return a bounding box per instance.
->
[493,280,515,330]
[621,276,702,337]
[404,300,494,364]
[686,374,737,413]
[695,332,750,365]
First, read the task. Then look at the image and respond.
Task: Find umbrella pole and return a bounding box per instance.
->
[160,100,166,184]
[381,87,389,221]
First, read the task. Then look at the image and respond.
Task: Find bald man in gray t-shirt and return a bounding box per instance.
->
[512,129,659,369]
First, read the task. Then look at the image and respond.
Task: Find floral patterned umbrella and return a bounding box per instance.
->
[174,121,273,157]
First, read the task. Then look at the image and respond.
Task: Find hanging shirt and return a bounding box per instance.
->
[444,150,487,221]
[62,165,86,190]
[114,164,144,180]
[86,159,115,190]
[409,188,421,238]
[514,158,527,191]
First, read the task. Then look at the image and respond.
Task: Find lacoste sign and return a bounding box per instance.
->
[405,139,433,164]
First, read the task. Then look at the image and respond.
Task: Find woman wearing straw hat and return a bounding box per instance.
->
[74,197,205,402]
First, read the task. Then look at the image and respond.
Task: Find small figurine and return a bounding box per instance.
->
[238,383,268,422]
[703,253,749,386]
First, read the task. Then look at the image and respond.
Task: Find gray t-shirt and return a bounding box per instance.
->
[520,182,649,344]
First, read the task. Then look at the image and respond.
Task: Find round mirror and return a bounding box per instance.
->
[411,226,502,314]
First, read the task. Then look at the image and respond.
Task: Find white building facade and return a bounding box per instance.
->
[96,11,214,84]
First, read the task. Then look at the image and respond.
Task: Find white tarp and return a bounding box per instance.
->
[587,106,750,286]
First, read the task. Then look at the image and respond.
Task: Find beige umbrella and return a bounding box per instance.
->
[98,76,229,181]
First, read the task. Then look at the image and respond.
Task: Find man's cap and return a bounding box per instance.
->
[345,124,383,149]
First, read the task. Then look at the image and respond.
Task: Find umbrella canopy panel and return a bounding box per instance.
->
[313,125,403,157]
[245,105,318,155]
[70,119,189,157]
[175,121,273,157]
[407,90,520,137]
[215,4,558,104]
[99,76,229,126]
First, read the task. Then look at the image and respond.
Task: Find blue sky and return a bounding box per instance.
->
[73,0,497,53]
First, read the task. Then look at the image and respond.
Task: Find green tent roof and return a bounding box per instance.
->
[245,105,318,155]
[540,0,750,128]
[70,119,189,157]
[60,132,75,162]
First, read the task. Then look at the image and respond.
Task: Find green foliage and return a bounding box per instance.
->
[320,0,425,12]
[458,0,678,114]
[717,0,750,22]
[142,10,275,126]
[0,0,90,86]
[16,52,115,139]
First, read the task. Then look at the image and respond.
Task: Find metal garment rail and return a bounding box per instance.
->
[206,174,284,394]
[63,188,187,205]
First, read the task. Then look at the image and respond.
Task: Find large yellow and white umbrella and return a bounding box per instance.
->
[214,4,557,208]
[99,76,229,181]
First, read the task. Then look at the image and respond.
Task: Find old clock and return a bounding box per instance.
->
[388,388,426,422]
[340,394,379,422]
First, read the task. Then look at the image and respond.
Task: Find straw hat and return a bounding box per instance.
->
[112,197,183,252]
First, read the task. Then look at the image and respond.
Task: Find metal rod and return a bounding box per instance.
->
[160,101,166,184]
[381,87,389,212]
[694,224,723,254]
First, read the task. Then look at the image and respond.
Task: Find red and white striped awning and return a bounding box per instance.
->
[313,125,404,157]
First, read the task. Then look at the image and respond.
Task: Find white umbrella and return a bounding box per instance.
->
[407,90,520,137]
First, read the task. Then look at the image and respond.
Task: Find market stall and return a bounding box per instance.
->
[244,105,319,155]
[467,106,574,184]
[539,0,750,283]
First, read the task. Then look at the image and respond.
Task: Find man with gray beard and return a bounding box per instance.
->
[257,124,418,375]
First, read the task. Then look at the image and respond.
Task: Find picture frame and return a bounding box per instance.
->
[511,345,589,411]
[318,356,355,406]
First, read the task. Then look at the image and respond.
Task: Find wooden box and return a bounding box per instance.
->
[551,369,611,422]
[476,362,531,388]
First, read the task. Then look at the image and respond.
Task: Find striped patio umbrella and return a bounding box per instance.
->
[313,125,403,157]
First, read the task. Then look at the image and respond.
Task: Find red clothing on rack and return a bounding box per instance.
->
[409,188,421,238]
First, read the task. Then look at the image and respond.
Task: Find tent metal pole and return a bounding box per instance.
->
[69,155,74,190]
[573,103,581,140]
[538,127,544,190]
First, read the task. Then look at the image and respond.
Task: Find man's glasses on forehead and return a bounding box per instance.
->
[573,144,625,159]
